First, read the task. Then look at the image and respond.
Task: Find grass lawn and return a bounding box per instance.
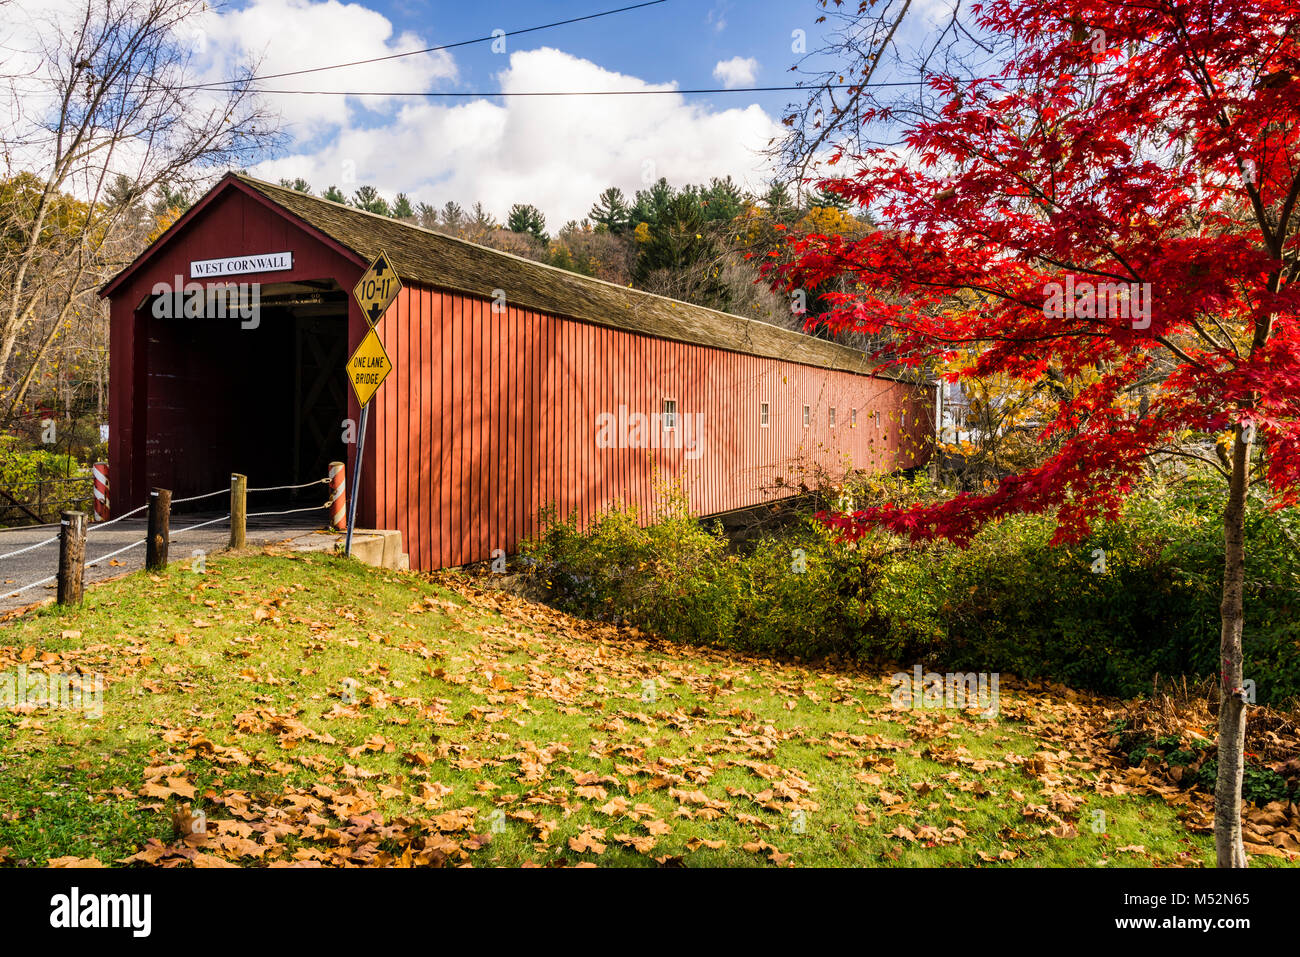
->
[0,549,1289,868]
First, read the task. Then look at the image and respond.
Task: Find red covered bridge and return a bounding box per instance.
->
[101,173,934,570]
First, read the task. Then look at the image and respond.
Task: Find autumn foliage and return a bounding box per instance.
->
[772,0,1300,867]
[772,0,1300,545]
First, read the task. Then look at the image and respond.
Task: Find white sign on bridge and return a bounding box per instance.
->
[189,251,294,278]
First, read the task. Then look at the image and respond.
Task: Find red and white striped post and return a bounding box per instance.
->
[91,462,109,522]
[328,461,346,530]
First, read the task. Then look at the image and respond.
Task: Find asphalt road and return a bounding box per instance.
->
[0,509,330,614]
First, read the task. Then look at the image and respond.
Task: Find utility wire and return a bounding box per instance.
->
[183,0,668,91]
[185,71,1120,100]
[216,82,881,97]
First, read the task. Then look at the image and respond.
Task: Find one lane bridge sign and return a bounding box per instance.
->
[346,328,392,407]
[353,251,402,326]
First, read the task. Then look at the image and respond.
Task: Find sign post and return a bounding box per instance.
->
[345,251,400,556]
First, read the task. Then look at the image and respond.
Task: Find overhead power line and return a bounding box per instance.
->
[211,83,901,97]
[184,0,668,91]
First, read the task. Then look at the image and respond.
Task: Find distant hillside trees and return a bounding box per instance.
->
[250,174,871,341]
[0,0,275,431]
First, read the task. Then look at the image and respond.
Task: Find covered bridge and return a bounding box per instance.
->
[101,173,934,570]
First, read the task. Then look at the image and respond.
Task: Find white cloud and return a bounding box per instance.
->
[194,0,457,140]
[2,0,784,227]
[254,45,783,227]
[712,56,758,89]
[707,2,730,32]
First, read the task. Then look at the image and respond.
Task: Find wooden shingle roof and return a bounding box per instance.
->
[235,175,889,379]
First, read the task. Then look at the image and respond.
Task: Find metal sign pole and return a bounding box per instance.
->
[344,401,369,557]
[344,251,398,557]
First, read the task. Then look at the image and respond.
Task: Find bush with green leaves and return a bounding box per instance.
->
[0,432,89,525]
[520,477,1300,706]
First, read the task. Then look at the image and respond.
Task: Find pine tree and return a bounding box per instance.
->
[764,181,794,222]
[391,192,415,220]
[630,178,674,230]
[633,193,726,307]
[150,183,190,218]
[703,176,745,222]
[810,185,851,212]
[351,185,389,216]
[507,203,548,245]
[589,187,631,233]
[441,201,467,232]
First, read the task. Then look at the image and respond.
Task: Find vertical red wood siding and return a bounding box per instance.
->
[107,182,932,572]
[373,282,933,571]
[106,184,371,514]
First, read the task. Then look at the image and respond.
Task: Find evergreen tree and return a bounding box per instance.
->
[763,181,795,221]
[549,245,575,272]
[589,187,630,233]
[351,185,389,216]
[633,192,727,307]
[507,203,548,245]
[441,201,467,232]
[703,176,744,222]
[322,185,347,204]
[102,174,149,235]
[630,178,674,230]
[810,185,852,212]
[391,192,415,220]
[151,183,191,217]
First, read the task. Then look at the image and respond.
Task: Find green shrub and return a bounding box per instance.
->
[0,433,88,525]
[1197,759,1294,807]
[519,477,1300,706]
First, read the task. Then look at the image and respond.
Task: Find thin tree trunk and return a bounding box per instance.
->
[3,295,78,419]
[1215,427,1250,868]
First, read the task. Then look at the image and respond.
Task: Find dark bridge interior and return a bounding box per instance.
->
[137,279,349,503]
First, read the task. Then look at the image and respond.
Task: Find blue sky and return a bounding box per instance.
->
[370,1,803,107]
[180,0,942,224]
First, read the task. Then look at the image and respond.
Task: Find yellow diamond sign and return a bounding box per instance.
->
[353,251,402,326]
[346,328,392,407]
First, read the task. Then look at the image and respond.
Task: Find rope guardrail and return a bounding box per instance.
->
[247,477,329,493]
[84,501,149,532]
[170,488,231,507]
[246,503,329,518]
[0,476,330,536]
[84,539,146,569]
[0,535,60,562]
[169,514,232,537]
[3,573,57,599]
[1,469,334,607]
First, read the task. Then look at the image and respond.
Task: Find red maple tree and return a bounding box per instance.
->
[772,0,1300,867]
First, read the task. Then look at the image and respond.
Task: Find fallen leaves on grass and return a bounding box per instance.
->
[6,557,1296,869]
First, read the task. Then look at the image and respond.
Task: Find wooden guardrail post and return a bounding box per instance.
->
[57,510,86,605]
[146,488,171,571]
[230,473,247,549]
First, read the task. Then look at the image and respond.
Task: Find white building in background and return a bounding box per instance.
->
[939,380,974,445]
